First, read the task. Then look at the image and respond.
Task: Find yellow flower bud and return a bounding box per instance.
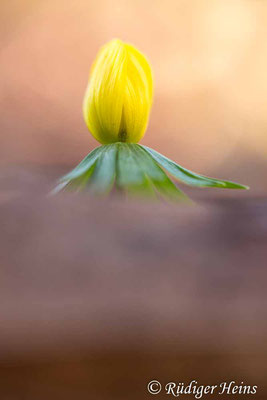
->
[83,39,153,144]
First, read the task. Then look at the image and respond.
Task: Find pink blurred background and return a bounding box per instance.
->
[0,0,267,189]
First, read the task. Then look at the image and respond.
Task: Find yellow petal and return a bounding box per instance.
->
[83,39,153,144]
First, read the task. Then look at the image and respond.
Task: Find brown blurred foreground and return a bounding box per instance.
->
[0,167,267,399]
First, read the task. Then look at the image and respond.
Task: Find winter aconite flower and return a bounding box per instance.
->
[54,39,249,201]
[83,39,153,144]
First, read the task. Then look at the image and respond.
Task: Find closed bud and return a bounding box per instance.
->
[83,39,153,144]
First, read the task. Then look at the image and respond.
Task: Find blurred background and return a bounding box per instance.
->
[1,1,267,399]
[0,0,267,188]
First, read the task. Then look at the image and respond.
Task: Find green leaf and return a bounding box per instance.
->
[141,145,249,190]
[87,144,117,194]
[53,144,117,195]
[52,142,249,199]
[60,145,104,182]
[130,144,189,201]
[51,162,96,194]
[116,143,157,198]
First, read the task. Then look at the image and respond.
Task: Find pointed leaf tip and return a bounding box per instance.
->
[141,145,249,190]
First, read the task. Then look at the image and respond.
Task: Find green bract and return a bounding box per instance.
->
[53,143,248,201]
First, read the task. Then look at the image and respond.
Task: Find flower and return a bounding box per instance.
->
[83,39,153,144]
[55,39,249,199]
